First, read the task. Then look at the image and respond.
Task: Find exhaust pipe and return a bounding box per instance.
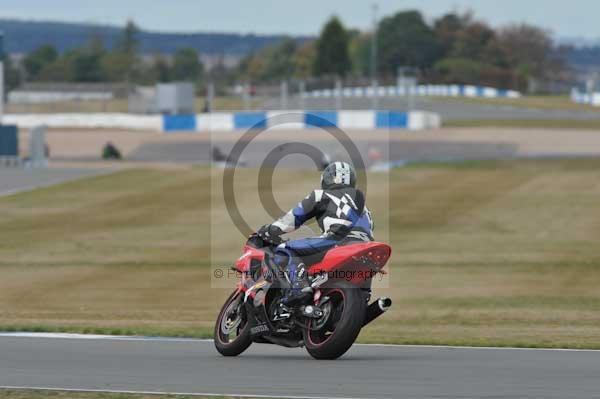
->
[363,297,392,326]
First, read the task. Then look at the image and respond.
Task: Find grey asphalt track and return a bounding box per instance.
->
[130,139,518,165]
[0,168,110,196]
[1,335,599,399]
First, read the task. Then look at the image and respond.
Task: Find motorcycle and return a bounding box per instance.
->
[214,233,392,360]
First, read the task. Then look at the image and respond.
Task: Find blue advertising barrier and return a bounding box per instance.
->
[157,110,439,132]
[233,112,268,129]
[375,112,408,129]
[163,114,196,132]
[304,111,338,128]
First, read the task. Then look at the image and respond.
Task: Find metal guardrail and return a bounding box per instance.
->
[303,84,522,99]
[571,88,600,106]
[0,156,22,168]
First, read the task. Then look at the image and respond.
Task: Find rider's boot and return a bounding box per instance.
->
[281,263,313,306]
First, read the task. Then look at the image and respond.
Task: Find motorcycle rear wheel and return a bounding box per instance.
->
[214,289,252,356]
[304,280,366,360]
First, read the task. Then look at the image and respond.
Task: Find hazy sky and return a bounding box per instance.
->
[0,0,596,38]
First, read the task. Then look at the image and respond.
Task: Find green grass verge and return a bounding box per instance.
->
[443,94,600,111]
[6,96,262,114]
[0,324,213,339]
[2,324,600,350]
[2,161,600,349]
[0,389,258,399]
[444,119,600,129]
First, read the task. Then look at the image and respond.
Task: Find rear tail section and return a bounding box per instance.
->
[308,242,391,286]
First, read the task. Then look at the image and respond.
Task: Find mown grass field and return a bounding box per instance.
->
[446,94,600,111]
[1,159,600,348]
[6,96,262,114]
[445,118,600,129]
[8,94,597,115]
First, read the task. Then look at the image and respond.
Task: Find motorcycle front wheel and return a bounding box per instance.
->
[304,280,366,360]
[214,289,252,356]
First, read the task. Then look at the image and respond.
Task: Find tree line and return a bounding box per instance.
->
[6,21,204,91]
[5,10,569,93]
[240,11,568,92]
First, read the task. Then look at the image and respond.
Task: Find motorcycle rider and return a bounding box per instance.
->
[257,161,374,306]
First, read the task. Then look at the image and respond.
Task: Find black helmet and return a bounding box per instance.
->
[321,162,356,189]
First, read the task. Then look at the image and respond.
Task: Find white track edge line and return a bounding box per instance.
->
[0,332,206,342]
[0,385,365,399]
[0,168,118,198]
[0,332,598,352]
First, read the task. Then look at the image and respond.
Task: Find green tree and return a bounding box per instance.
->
[23,44,58,80]
[172,48,203,82]
[451,21,496,60]
[377,10,440,74]
[106,20,141,83]
[348,31,371,77]
[69,36,106,82]
[431,13,519,88]
[238,52,265,82]
[496,24,556,80]
[36,57,74,82]
[100,52,132,82]
[69,51,104,82]
[263,38,297,80]
[152,55,171,82]
[433,56,515,88]
[293,41,316,79]
[3,56,22,93]
[434,57,484,84]
[209,56,236,94]
[434,13,469,57]
[237,53,252,81]
[313,16,351,77]
[118,20,140,55]
[238,39,299,82]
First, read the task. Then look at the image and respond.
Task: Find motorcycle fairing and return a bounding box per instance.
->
[234,245,265,273]
[236,241,391,288]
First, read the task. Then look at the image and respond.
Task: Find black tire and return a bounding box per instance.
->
[304,281,366,360]
[214,290,252,357]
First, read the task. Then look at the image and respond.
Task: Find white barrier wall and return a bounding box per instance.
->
[571,88,600,107]
[265,110,305,130]
[8,91,113,104]
[195,112,235,131]
[305,84,521,99]
[409,111,442,131]
[338,111,376,130]
[4,110,442,132]
[3,113,163,130]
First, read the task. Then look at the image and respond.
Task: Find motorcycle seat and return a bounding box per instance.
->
[284,238,338,266]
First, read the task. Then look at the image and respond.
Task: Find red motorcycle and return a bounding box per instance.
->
[214,234,392,359]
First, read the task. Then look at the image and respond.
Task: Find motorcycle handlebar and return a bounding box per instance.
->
[248,233,287,248]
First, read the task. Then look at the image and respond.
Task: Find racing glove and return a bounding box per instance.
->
[257,224,284,244]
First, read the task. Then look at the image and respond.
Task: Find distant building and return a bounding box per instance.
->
[8,82,128,104]
[129,82,195,114]
[200,54,242,70]
[128,86,158,114]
